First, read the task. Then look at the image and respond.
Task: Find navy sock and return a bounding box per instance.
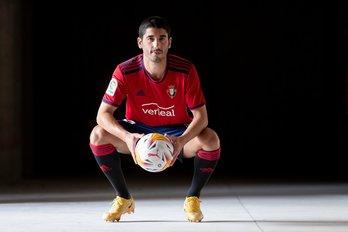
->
[90,143,131,199]
[187,148,221,197]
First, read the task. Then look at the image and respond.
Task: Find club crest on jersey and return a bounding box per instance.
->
[167,85,176,99]
[106,78,117,96]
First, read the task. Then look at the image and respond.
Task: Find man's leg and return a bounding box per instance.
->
[89,143,131,199]
[89,143,135,222]
[185,148,221,222]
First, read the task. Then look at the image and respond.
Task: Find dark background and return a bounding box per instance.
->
[20,1,348,181]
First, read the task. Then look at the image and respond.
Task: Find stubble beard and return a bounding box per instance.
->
[152,56,162,63]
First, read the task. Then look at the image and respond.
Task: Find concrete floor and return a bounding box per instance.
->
[0,176,348,232]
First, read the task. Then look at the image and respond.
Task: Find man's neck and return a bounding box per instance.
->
[143,56,167,80]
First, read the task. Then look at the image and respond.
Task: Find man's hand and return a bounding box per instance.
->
[164,134,185,166]
[125,132,144,165]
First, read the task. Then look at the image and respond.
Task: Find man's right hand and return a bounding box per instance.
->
[125,132,144,165]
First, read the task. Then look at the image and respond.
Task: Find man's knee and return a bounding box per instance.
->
[90,125,107,145]
[202,128,220,149]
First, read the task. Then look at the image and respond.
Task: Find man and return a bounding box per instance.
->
[89,15,221,222]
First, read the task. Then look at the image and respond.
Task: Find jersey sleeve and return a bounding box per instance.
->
[102,65,127,107]
[185,65,206,109]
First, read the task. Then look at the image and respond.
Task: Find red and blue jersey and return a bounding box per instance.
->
[102,54,205,126]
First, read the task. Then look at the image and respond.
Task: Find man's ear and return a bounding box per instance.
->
[168,37,172,48]
[137,37,142,49]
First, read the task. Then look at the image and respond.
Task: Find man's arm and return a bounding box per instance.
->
[96,102,129,141]
[180,105,208,145]
[168,105,208,164]
[96,102,142,163]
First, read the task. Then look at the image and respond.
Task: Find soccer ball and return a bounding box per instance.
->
[135,133,174,173]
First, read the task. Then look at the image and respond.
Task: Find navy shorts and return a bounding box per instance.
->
[119,119,187,162]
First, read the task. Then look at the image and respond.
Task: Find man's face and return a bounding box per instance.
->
[137,27,172,63]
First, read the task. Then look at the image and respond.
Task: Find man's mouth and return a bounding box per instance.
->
[152,50,162,54]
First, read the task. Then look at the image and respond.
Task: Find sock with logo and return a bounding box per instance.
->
[186,148,221,197]
[90,143,131,199]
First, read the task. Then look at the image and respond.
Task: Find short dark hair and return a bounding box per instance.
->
[138,16,171,39]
